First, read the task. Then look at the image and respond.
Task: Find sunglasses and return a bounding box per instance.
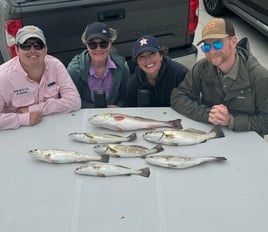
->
[201,40,224,53]
[87,41,109,50]
[18,41,45,51]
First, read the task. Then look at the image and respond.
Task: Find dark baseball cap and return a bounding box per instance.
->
[134,35,161,57]
[85,22,112,42]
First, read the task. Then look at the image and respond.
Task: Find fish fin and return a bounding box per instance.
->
[108,147,118,154]
[97,173,106,177]
[85,133,94,139]
[139,167,150,177]
[169,119,183,129]
[44,154,54,163]
[100,155,110,163]
[211,126,225,138]
[153,144,164,153]
[127,132,137,141]
[168,164,179,168]
[115,126,126,131]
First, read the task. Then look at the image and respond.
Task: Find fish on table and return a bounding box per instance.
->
[68,132,137,144]
[145,155,227,169]
[28,149,109,164]
[143,126,225,146]
[74,164,150,177]
[88,113,182,131]
[93,144,164,158]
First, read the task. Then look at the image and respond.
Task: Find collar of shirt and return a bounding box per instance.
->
[217,54,240,80]
[16,56,48,82]
[89,55,116,78]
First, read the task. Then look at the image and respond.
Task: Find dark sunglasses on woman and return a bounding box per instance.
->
[18,40,45,51]
[87,40,109,50]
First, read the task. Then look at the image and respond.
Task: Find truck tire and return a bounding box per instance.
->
[203,0,225,16]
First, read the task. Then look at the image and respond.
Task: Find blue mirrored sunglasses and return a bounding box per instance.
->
[201,40,224,53]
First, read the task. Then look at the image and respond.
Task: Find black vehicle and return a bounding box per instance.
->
[203,0,268,37]
[0,0,199,69]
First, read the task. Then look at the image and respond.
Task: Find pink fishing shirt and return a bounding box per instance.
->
[0,55,81,130]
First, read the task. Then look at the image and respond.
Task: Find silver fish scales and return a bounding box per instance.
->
[143,126,225,146]
[68,132,137,144]
[88,113,182,131]
[74,164,150,177]
[28,149,109,164]
[93,144,164,158]
[145,155,227,169]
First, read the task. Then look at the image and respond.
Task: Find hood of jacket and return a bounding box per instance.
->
[236,37,261,70]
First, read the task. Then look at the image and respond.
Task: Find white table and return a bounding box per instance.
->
[1,107,268,232]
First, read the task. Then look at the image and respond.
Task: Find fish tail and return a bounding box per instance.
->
[100,155,110,163]
[127,132,137,141]
[211,126,225,138]
[169,119,183,129]
[139,167,150,177]
[154,144,164,153]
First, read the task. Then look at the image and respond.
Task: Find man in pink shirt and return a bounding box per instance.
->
[0,25,81,130]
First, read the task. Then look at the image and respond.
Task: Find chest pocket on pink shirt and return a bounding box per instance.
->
[12,94,35,108]
[44,85,60,100]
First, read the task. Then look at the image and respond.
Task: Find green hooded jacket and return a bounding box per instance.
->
[67,50,130,108]
[171,38,268,136]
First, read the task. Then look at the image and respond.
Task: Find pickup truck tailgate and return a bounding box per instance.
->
[11,0,195,65]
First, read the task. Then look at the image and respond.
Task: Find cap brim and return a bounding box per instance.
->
[135,46,160,57]
[196,34,229,46]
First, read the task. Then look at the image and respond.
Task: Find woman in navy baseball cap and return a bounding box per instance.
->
[125,35,188,107]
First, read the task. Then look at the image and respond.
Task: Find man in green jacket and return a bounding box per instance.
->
[171,18,268,137]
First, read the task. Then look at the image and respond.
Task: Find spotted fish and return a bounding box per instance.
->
[28,149,109,164]
[143,126,225,146]
[74,164,150,177]
[93,144,164,158]
[145,155,227,169]
[68,132,137,144]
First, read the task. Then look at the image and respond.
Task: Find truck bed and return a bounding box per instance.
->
[1,0,198,68]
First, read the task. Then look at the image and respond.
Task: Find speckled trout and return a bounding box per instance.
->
[93,144,164,158]
[68,132,137,144]
[28,149,109,164]
[74,164,150,177]
[145,155,227,169]
[88,113,182,131]
[143,126,225,146]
